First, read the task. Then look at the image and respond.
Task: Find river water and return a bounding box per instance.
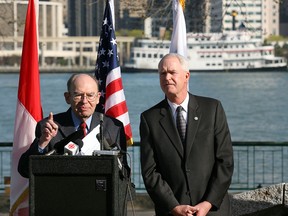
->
[1,71,288,192]
[1,71,288,143]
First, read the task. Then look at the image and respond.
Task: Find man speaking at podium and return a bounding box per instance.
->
[18,73,129,178]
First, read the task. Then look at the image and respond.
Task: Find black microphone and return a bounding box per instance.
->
[99,113,104,150]
[45,130,84,155]
[96,133,113,150]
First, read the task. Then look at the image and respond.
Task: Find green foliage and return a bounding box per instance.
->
[116,29,172,40]
[116,29,144,37]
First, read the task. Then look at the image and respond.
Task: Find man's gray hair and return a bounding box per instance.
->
[158,53,189,72]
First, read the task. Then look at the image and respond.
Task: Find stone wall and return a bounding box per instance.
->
[231,183,288,216]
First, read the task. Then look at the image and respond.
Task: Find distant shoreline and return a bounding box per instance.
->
[0,67,95,74]
[0,66,157,74]
[0,66,287,73]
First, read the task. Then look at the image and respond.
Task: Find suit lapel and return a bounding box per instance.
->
[185,94,201,159]
[159,101,184,158]
[56,109,77,138]
[90,112,100,130]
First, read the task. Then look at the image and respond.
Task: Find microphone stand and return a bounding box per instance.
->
[99,113,104,150]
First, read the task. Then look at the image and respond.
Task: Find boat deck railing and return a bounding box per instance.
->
[1,141,288,194]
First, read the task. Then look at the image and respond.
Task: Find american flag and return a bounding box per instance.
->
[95,0,133,145]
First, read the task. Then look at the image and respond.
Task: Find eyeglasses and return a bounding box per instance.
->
[72,92,98,102]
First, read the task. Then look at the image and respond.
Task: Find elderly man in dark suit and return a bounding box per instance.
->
[140,53,234,216]
[18,73,129,178]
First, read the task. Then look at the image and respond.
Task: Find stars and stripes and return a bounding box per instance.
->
[95,0,133,145]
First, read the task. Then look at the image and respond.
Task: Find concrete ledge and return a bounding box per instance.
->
[231,183,287,216]
[1,183,288,215]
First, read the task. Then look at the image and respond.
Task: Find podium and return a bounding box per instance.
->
[29,155,128,216]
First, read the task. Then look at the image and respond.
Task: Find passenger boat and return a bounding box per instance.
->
[124,31,287,72]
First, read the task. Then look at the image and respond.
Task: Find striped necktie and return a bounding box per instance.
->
[176,106,186,144]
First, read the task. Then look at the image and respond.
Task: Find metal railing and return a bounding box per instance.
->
[1,142,288,193]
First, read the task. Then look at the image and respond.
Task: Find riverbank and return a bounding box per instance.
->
[0,66,95,73]
[1,66,287,73]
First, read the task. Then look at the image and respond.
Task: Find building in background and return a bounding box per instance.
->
[119,1,145,32]
[185,0,211,33]
[67,0,120,36]
[280,0,288,36]
[0,0,63,38]
[210,0,280,40]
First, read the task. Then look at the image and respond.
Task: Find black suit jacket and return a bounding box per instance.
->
[18,108,129,178]
[140,93,234,216]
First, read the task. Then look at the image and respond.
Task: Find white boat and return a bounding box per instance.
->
[124,31,287,72]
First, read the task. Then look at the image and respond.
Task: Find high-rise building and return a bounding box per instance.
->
[185,0,210,33]
[119,1,146,31]
[67,0,120,36]
[210,0,280,39]
[280,0,288,36]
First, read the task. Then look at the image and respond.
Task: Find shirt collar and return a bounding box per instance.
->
[167,93,189,115]
[70,110,92,131]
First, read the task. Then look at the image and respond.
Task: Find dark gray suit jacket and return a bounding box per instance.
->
[140,93,234,216]
[18,108,129,178]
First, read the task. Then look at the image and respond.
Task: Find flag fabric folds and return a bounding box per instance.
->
[169,0,188,58]
[95,0,133,146]
[10,0,43,215]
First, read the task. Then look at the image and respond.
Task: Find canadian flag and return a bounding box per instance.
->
[10,0,43,215]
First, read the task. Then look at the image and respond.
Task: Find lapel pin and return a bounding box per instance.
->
[194,117,198,121]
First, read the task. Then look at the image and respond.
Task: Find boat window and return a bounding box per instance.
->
[148,54,152,58]
[154,54,157,58]
[136,53,140,57]
[142,53,146,58]
[160,54,163,58]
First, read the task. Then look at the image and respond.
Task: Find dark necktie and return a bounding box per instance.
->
[176,106,186,143]
[80,122,87,138]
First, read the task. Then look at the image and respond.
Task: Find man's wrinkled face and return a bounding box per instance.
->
[64,74,100,121]
[159,56,189,99]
